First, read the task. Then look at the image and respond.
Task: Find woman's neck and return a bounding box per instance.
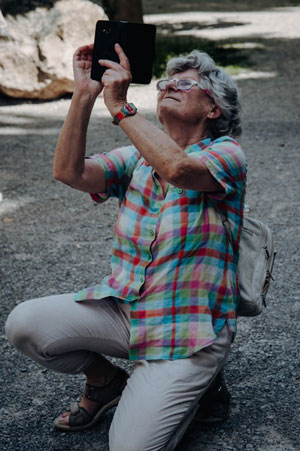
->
[163,120,209,149]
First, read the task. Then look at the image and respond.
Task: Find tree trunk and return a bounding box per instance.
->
[102,0,143,23]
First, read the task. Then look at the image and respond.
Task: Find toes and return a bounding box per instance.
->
[58,411,71,424]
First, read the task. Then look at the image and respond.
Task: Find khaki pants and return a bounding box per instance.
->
[5,294,232,451]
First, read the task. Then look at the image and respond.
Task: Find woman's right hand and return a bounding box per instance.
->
[73,44,102,99]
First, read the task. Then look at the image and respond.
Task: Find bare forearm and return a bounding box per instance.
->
[118,113,222,192]
[119,113,186,182]
[53,92,96,184]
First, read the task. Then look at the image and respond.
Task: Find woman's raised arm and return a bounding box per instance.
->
[53,44,106,194]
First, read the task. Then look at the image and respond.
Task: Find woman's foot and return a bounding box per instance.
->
[56,394,103,427]
[54,367,129,431]
[195,369,231,424]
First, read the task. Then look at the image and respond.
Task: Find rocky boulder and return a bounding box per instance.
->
[0,0,107,99]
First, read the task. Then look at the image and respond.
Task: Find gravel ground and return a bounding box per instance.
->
[1,6,300,451]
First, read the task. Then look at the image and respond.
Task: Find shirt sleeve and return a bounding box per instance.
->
[189,138,247,200]
[88,146,140,203]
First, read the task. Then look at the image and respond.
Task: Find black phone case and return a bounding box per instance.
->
[91,20,156,84]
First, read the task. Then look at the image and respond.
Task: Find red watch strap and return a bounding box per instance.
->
[114,111,126,123]
[112,103,137,125]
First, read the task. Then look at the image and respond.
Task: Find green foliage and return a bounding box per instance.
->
[0,0,57,16]
[143,0,300,14]
[153,35,250,79]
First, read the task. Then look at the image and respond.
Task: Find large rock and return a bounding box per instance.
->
[0,0,107,99]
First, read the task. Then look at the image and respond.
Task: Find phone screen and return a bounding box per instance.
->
[91,20,156,84]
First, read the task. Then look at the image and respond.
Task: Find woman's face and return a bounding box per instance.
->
[156,69,215,128]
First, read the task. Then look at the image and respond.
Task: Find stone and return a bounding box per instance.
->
[0,0,107,99]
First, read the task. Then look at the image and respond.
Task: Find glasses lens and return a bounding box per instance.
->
[156,80,169,91]
[177,79,194,90]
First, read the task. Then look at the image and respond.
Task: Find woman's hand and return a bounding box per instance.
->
[99,44,132,116]
[73,44,102,99]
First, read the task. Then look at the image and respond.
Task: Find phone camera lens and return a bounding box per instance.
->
[102,27,111,34]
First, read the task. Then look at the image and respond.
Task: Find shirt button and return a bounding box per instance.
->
[149,229,155,236]
[177,188,183,194]
[139,275,144,283]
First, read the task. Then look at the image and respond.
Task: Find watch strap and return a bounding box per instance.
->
[113,103,137,125]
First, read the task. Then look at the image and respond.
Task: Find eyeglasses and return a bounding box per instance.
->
[156,78,211,97]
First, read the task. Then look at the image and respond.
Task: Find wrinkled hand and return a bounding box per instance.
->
[73,44,102,98]
[99,44,132,116]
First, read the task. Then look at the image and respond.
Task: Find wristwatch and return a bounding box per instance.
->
[112,103,137,125]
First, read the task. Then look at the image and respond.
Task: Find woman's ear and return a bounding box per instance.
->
[207,105,221,119]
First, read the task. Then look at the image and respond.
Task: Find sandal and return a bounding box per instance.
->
[53,367,129,431]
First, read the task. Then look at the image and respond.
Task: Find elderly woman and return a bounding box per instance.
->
[5,43,246,451]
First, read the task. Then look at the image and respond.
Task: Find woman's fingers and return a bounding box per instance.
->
[99,60,132,87]
[98,43,130,72]
[98,59,119,70]
[77,44,92,52]
[101,69,131,90]
[115,43,130,71]
[72,44,102,96]
[74,44,94,62]
[75,44,93,55]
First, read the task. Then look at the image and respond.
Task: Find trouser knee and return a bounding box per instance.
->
[5,302,38,352]
[5,297,96,375]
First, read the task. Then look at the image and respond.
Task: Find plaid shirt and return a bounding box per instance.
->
[75,137,247,360]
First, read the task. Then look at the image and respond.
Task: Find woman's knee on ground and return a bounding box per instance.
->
[109,420,168,451]
[109,430,153,451]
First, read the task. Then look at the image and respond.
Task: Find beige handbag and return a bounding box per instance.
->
[211,200,276,317]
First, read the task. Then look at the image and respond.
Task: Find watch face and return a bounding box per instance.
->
[126,104,136,114]
[123,103,137,116]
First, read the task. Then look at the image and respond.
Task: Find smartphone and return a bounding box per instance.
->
[91,20,156,84]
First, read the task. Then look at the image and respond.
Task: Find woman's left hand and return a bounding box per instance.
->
[99,44,132,117]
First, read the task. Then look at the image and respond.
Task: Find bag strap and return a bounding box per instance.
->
[210,198,236,253]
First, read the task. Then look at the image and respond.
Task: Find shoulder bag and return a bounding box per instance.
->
[211,200,276,317]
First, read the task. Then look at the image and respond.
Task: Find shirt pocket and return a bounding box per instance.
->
[160,188,202,228]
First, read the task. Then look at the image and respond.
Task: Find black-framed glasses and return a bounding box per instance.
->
[156,78,211,96]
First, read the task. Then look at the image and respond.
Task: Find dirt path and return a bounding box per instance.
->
[1,6,300,451]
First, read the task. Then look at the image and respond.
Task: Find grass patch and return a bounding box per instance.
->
[153,34,250,78]
[144,0,300,14]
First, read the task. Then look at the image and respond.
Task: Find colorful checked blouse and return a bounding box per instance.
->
[75,136,247,361]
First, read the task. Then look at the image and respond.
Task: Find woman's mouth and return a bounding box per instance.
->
[164,95,180,101]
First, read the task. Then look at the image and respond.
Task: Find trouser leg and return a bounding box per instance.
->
[5,294,130,374]
[109,325,232,451]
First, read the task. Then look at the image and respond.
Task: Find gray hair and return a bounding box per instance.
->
[166,50,242,138]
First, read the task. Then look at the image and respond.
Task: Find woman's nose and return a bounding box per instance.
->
[165,80,178,91]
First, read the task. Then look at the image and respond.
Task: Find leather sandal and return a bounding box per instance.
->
[53,367,129,431]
